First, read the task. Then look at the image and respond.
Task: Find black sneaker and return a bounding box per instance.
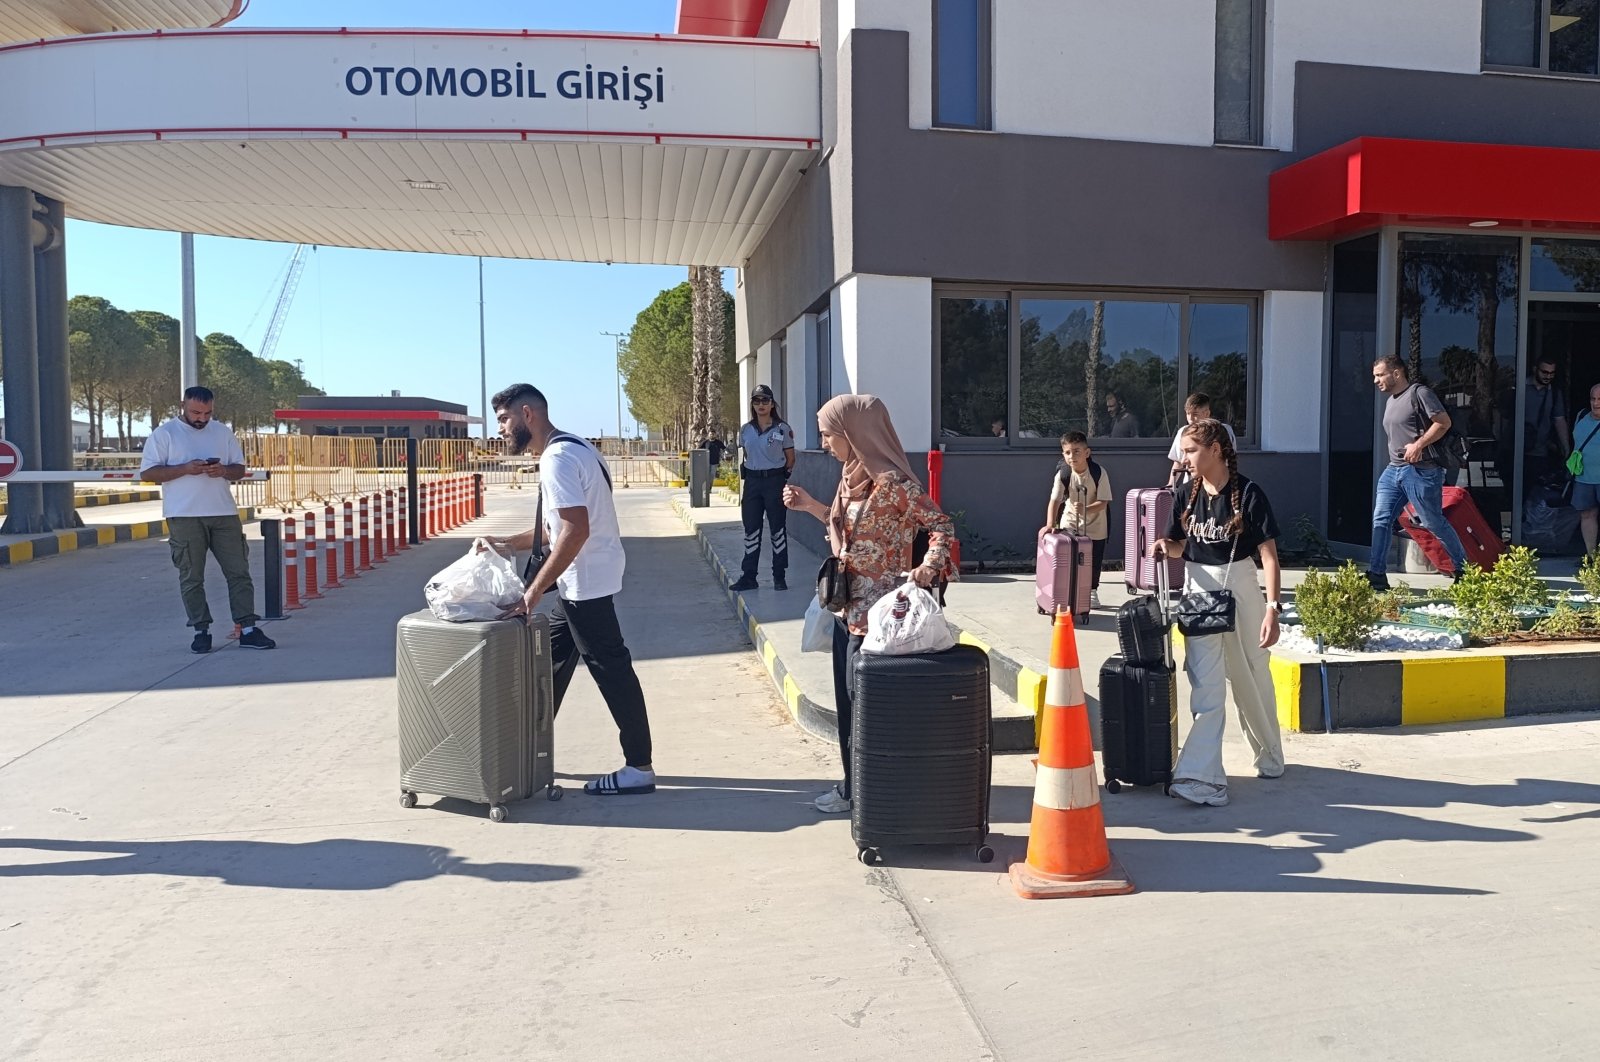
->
[1365,572,1390,591]
[238,627,277,650]
[773,577,788,591]
[190,631,212,654]
[730,576,759,592]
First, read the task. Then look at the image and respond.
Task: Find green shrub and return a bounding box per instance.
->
[1578,552,1600,601]
[1445,546,1548,640]
[1295,561,1383,651]
[1533,593,1589,637]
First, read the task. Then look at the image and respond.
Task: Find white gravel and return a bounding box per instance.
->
[1277,623,1465,655]
[1408,602,1545,619]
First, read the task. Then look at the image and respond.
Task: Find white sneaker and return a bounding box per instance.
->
[813,785,851,813]
[1089,590,1102,609]
[1170,778,1229,806]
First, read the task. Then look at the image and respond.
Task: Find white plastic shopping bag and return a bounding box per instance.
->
[424,538,526,622]
[801,595,834,653]
[862,578,955,656]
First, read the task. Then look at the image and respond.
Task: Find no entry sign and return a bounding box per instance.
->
[0,439,23,479]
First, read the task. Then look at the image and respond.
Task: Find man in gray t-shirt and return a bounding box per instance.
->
[1366,356,1466,589]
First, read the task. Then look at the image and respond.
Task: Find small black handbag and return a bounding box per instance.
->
[1172,533,1240,638]
[816,556,850,612]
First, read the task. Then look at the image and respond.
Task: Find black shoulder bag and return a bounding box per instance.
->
[1171,529,1241,638]
[816,484,874,611]
[522,434,613,587]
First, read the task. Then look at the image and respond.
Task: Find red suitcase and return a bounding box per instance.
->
[1401,486,1503,575]
[1036,530,1092,620]
[1125,488,1184,593]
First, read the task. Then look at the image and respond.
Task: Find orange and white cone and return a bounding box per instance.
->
[1010,609,1134,899]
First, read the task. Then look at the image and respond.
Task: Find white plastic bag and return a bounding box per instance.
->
[424,538,526,622]
[862,579,955,656]
[801,595,834,653]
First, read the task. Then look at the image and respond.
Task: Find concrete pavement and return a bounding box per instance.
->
[2,485,1599,1060]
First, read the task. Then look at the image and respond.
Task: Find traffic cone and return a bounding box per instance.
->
[1010,609,1134,899]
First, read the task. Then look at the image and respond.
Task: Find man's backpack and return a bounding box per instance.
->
[1411,388,1471,473]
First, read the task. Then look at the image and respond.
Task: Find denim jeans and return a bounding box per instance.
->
[1369,464,1466,576]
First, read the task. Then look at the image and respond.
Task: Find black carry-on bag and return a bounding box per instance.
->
[1099,562,1178,794]
[850,644,994,866]
[396,610,563,821]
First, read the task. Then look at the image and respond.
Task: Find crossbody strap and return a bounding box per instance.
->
[1577,418,1600,455]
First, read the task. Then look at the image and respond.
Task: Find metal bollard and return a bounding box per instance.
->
[263,518,285,619]
[342,500,360,579]
[323,503,342,589]
[358,496,375,570]
[473,473,484,519]
[302,511,323,599]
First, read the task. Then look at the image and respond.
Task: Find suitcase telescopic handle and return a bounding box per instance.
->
[1154,544,1176,670]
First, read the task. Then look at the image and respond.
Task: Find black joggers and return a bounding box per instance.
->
[549,594,653,768]
[740,472,788,581]
[830,617,865,800]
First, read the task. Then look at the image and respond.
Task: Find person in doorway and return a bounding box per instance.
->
[1166,392,1237,487]
[485,383,655,796]
[731,384,796,592]
[1154,419,1285,807]
[782,394,957,813]
[140,386,275,654]
[1525,356,1573,493]
[1365,356,1467,589]
[1569,382,1600,557]
[1043,431,1113,608]
[1105,392,1140,438]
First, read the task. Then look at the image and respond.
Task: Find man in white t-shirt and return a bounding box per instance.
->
[1166,392,1237,487]
[486,383,654,796]
[140,386,275,654]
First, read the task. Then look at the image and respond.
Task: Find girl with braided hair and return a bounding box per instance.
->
[1153,418,1286,806]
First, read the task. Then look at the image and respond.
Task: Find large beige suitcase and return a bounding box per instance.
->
[395,610,560,821]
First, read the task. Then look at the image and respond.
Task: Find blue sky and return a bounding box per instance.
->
[65,0,721,438]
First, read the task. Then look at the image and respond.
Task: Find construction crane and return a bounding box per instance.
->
[258,243,310,362]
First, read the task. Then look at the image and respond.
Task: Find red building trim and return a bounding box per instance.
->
[274,409,468,422]
[676,0,771,37]
[1271,137,1600,240]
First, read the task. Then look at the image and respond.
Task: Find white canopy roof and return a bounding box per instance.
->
[0,1,239,41]
[0,27,821,266]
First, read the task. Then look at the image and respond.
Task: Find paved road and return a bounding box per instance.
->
[2,487,1598,1060]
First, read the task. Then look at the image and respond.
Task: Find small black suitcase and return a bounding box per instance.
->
[850,645,994,866]
[1098,655,1178,793]
[1116,595,1168,667]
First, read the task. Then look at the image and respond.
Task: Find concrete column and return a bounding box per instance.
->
[34,194,81,530]
[0,185,43,534]
[180,232,198,390]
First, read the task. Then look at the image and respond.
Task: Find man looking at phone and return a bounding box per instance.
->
[141,386,275,653]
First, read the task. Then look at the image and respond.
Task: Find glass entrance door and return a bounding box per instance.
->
[1523,301,1600,555]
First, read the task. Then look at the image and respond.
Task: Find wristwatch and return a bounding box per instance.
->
[1266,601,1283,614]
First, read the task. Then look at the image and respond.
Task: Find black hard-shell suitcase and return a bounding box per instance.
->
[850,644,994,866]
[1116,595,1167,667]
[1098,655,1178,793]
[395,610,563,820]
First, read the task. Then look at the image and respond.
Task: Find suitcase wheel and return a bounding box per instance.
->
[489,803,509,823]
[857,846,880,866]
[399,790,418,809]
[975,845,995,864]
[1037,606,1048,616]
[1105,778,1122,794]
[547,785,564,801]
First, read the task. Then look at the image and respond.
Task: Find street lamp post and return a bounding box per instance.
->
[600,330,626,452]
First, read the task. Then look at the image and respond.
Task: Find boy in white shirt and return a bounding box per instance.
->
[1167,392,1238,487]
[1044,431,1113,608]
[140,387,275,653]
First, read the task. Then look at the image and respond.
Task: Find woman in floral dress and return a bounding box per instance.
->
[782,394,958,813]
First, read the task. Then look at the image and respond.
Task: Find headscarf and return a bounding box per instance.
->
[818,394,917,553]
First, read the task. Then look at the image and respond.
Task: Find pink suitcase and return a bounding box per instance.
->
[1036,530,1092,621]
[1124,488,1184,593]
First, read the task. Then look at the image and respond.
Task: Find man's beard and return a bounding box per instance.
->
[510,421,534,454]
[182,414,206,429]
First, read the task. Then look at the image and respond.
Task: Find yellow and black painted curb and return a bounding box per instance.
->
[672,499,1038,752]
[0,507,257,568]
[1270,648,1600,731]
[0,488,162,517]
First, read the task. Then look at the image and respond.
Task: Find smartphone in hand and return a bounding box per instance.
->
[205,458,221,465]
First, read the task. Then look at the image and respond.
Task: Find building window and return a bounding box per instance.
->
[1214,0,1265,145]
[937,289,1257,445]
[934,0,992,130]
[1484,0,1600,75]
[814,306,832,444]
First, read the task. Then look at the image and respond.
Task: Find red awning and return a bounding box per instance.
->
[1270,136,1600,241]
[675,0,769,36]
[274,409,467,422]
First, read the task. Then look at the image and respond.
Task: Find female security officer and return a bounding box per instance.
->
[731,384,796,591]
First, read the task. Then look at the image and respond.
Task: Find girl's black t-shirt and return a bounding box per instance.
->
[1163,474,1279,566]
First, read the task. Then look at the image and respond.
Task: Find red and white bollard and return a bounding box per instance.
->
[323,503,342,589]
[358,496,376,570]
[283,516,304,610]
[372,493,388,564]
[342,501,360,580]
[394,488,409,551]
[420,482,433,541]
[302,511,323,599]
